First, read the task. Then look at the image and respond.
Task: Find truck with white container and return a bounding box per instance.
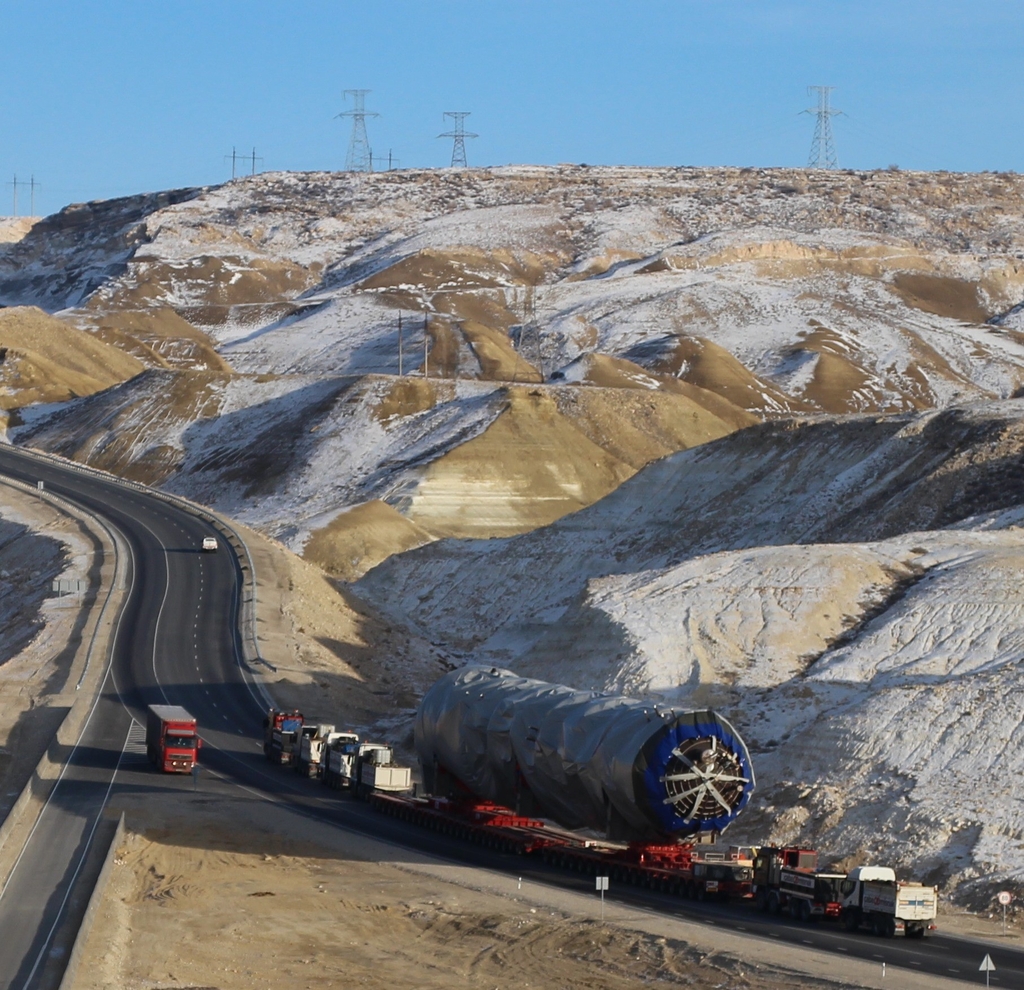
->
[840,866,937,938]
[321,733,362,789]
[351,743,412,798]
[294,723,337,777]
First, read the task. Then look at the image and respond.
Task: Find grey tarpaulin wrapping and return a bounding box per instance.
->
[415,666,755,841]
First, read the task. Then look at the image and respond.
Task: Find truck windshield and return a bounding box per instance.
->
[166,735,196,750]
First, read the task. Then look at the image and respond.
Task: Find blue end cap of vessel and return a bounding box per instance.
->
[634,711,755,836]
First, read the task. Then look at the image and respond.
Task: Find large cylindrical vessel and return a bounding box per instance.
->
[415,666,754,841]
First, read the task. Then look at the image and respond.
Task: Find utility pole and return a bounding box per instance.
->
[371,150,399,171]
[7,175,18,217]
[398,311,403,376]
[28,175,38,216]
[802,86,842,169]
[438,112,477,168]
[249,147,263,175]
[225,147,240,179]
[338,89,378,172]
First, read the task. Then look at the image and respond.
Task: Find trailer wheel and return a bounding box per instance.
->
[755,889,768,912]
[881,916,896,939]
[767,891,780,916]
[798,900,812,923]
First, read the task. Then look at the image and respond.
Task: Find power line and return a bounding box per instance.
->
[338,89,378,172]
[802,86,842,170]
[438,111,477,168]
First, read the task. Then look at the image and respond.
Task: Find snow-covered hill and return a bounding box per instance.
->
[356,398,1024,898]
[4,167,1024,897]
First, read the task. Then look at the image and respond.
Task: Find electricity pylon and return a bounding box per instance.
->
[338,90,378,172]
[802,86,842,169]
[438,112,477,168]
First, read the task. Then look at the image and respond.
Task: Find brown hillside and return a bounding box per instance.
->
[0,306,143,411]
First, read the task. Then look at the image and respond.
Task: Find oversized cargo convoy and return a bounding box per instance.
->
[840,866,937,938]
[146,705,200,773]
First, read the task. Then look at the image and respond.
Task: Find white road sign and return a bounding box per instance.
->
[595,876,609,891]
[998,891,1012,906]
[980,953,996,972]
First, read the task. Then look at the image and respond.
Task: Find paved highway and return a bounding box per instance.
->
[0,444,1021,988]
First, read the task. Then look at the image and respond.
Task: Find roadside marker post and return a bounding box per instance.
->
[596,875,609,922]
[191,763,200,791]
[980,953,996,988]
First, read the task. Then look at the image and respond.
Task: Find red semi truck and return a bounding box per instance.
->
[146,704,200,773]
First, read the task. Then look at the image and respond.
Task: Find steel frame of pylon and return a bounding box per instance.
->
[438,111,478,168]
[338,89,379,172]
[802,86,841,170]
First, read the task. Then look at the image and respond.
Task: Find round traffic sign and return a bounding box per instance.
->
[998,891,1012,906]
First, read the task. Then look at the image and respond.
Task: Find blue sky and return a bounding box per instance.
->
[0,1,1021,216]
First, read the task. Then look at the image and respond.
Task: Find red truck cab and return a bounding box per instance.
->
[146,704,200,773]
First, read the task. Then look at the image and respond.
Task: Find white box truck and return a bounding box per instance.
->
[840,866,937,938]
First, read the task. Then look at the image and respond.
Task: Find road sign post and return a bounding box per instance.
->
[998,891,1012,936]
[980,953,996,988]
[596,875,609,922]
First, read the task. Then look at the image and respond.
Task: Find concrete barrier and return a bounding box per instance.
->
[56,813,125,990]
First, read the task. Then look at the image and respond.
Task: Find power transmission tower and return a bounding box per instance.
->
[802,86,842,169]
[438,112,477,167]
[338,90,378,172]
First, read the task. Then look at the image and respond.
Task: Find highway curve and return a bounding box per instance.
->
[0,444,1022,989]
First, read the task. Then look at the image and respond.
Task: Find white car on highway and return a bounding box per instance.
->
[201,536,218,553]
